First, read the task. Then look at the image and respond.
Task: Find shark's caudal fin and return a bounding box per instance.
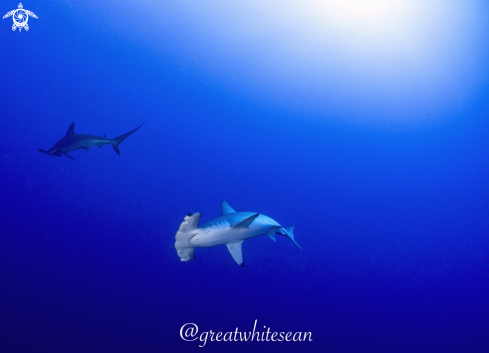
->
[283,225,302,250]
[111,123,144,155]
[175,212,201,262]
[221,201,236,215]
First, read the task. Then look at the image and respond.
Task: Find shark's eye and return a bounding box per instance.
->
[187,213,193,216]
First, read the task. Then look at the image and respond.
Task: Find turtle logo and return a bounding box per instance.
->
[3,3,37,32]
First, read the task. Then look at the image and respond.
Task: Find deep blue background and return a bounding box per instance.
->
[1,1,489,352]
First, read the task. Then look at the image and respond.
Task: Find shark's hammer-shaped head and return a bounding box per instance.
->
[174,212,201,262]
[38,146,62,157]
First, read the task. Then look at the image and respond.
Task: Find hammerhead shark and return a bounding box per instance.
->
[38,122,143,160]
[175,201,302,266]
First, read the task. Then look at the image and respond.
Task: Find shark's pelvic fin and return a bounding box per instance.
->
[111,123,144,155]
[226,240,244,266]
[267,226,279,241]
[66,122,75,136]
[64,152,75,160]
[221,201,236,215]
[232,214,259,229]
[83,146,90,151]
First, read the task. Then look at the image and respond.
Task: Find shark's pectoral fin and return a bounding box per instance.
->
[38,149,50,155]
[221,201,237,215]
[232,214,259,229]
[64,152,76,160]
[227,241,244,266]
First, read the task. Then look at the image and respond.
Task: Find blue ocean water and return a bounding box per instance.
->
[1,1,489,352]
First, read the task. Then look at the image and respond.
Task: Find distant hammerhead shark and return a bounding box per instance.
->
[175,201,302,266]
[38,122,143,160]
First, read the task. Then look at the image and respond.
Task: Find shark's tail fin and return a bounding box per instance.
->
[175,212,201,262]
[111,123,144,155]
[282,225,302,250]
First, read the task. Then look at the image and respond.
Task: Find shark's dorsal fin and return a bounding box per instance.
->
[226,241,244,266]
[232,214,259,229]
[221,201,236,215]
[66,122,75,136]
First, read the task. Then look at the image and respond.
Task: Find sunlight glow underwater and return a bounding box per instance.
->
[81,0,488,125]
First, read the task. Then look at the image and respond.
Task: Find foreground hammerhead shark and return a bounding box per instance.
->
[38,122,143,160]
[175,201,302,266]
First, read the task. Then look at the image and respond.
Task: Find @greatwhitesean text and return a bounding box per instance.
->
[180,320,312,347]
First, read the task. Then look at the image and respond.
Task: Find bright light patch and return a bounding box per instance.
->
[67,0,489,126]
[327,0,404,21]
